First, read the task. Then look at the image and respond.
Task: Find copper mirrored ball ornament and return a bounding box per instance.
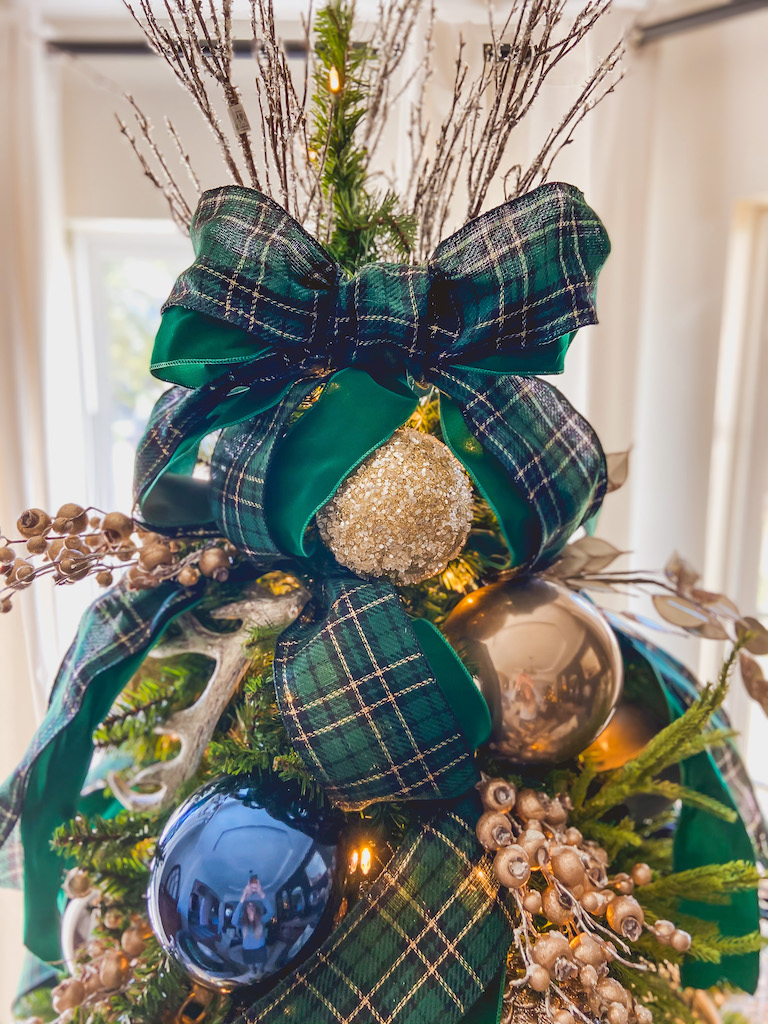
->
[582,700,664,772]
[316,427,473,585]
[443,578,623,763]
[148,776,343,992]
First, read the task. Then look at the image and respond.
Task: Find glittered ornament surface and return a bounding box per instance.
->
[316,427,473,585]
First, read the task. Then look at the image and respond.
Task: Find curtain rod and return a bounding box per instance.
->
[48,1,768,60]
[633,0,768,45]
[46,39,309,58]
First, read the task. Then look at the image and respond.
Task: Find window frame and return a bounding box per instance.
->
[701,197,768,799]
[68,218,192,514]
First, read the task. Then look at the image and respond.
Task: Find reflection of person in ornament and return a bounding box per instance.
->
[232,897,273,968]
[240,874,266,903]
[512,671,537,722]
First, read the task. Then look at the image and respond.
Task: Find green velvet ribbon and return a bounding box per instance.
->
[458,969,506,1024]
[267,367,420,558]
[0,582,204,962]
[615,628,760,993]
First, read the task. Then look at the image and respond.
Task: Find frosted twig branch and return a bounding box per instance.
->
[123,0,248,186]
[406,0,623,257]
[116,96,193,230]
[116,0,622,254]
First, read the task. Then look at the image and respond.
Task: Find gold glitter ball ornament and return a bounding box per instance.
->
[316,428,474,585]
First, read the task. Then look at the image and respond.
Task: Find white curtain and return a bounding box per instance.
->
[0,0,87,1009]
[0,2,48,1008]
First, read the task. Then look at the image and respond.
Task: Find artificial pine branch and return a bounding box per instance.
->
[94,677,168,743]
[709,932,768,958]
[310,0,415,271]
[640,861,762,909]
[272,750,326,799]
[612,964,697,1024]
[93,656,208,750]
[609,808,677,872]
[206,735,272,776]
[583,817,645,859]
[53,811,157,858]
[577,643,741,821]
[53,811,159,908]
[635,779,737,823]
[618,834,674,875]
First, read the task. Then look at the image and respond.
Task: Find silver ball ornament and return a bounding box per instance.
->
[148,776,343,992]
[316,427,473,585]
[60,895,99,976]
[443,578,623,763]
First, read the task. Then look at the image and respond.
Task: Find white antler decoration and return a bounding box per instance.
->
[109,583,307,812]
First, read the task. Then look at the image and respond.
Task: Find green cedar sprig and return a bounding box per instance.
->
[631,910,766,966]
[52,811,159,908]
[640,861,762,910]
[575,643,741,824]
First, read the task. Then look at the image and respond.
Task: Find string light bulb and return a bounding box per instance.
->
[360,847,372,876]
[328,65,342,93]
[349,850,359,873]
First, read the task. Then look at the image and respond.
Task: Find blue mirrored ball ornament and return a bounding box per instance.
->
[148,776,343,992]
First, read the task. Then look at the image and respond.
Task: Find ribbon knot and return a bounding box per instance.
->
[331,264,434,376]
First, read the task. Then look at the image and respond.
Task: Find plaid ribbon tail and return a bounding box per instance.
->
[0,580,204,961]
[274,576,490,810]
[208,379,316,562]
[436,370,607,569]
[239,798,514,1024]
[133,372,295,532]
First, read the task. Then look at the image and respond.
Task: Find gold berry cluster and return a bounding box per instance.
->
[49,868,151,1023]
[0,504,237,613]
[476,776,691,1024]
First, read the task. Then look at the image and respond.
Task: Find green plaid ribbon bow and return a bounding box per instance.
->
[128,181,612,824]
[134,180,610,573]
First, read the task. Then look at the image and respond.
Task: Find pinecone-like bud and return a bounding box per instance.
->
[17,508,51,538]
[198,547,231,581]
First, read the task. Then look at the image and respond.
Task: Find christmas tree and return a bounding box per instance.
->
[2,3,767,1024]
